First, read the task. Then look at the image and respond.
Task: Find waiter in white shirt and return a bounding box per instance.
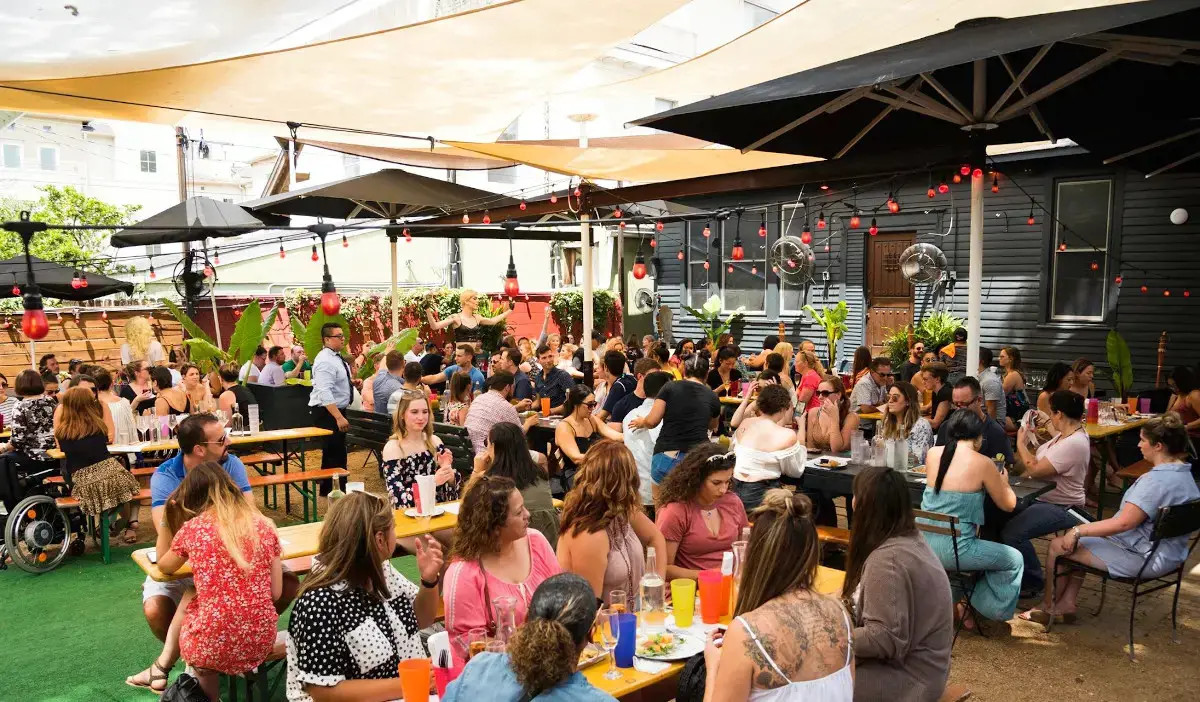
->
[308,323,353,494]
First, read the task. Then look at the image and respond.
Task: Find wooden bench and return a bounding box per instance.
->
[53,488,153,565]
[1116,459,1152,486]
[239,451,288,510]
[434,422,475,478]
[346,408,391,480]
[247,468,348,522]
[816,525,851,547]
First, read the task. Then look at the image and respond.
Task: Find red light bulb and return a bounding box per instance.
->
[403,228,412,242]
[462,213,470,224]
[869,218,878,236]
[632,261,647,279]
[731,245,744,261]
[101,310,108,321]
[80,274,88,288]
[1164,290,1171,297]
[676,251,684,260]
[991,175,999,193]
[655,220,664,232]
[758,224,766,238]
[801,229,812,245]
[149,266,156,280]
[483,213,492,225]
[573,187,581,198]
[960,164,971,176]
[824,244,831,252]
[320,291,341,315]
[887,198,899,214]
[504,275,520,297]
[550,194,558,204]
[279,245,285,259]
[1140,285,1148,294]
[727,265,734,273]
[618,221,626,231]
[1115,275,1123,284]
[649,238,656,248]
[703,261,710,270]
[972,168,983,179]
[819,183,829,191]
[817,213,826,229]
[1059,242,1067,252]
[849,214,860,228]
[519,200,527,211]
[927,187,936,199]
[22,308,48,340]
[214,249,220,264]
[952,173,962,184]
[1028,216,1036,226]
[342,234,348,248]
[311,245,319,262]
[203,265,213,277]
[1185,290,1191,298]
[71,276,81,289]
[10,285,18,296]
[1090,261,1099,271]
[703,225,711,238]
[937,182,949,194]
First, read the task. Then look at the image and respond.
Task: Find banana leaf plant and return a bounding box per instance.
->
[682,294,744,348]
[802,300,849,369]
[1105,330,1134,400]
[164,298,279,375]
[354,328,419,380]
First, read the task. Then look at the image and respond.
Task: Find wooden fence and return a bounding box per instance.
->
[0,307,182,379]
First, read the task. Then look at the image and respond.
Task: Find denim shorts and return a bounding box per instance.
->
[732,478,780,512]
[651,452,685,484]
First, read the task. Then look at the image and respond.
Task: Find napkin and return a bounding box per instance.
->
[443,502,461,515]
[633,657,672,674]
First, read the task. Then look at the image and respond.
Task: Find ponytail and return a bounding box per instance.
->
[508,618,577,697]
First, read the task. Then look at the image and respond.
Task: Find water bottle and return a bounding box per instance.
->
[640,547,665,631]
[850,430,866,462]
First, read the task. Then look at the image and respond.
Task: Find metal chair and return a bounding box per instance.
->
[914,508,982,643]
[1049,498,1200,660]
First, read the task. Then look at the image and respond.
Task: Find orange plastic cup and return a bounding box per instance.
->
[698,570,723,624]
[397,658,431,702]
[540,396,551,417]
[1127,396,1138,414]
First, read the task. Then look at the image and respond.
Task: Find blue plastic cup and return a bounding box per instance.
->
[612,612,637,668]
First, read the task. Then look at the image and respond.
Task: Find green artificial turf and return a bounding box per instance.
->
[0,545,419,701]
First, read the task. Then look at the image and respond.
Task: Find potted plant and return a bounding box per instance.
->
[802,300,849,369]
[683,294,744,348]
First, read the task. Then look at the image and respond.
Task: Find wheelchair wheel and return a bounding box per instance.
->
[4,494,73,574]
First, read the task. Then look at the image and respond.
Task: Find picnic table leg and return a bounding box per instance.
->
[1095,437,1114,520]
[100,512,111,565]
[283,439,293,517]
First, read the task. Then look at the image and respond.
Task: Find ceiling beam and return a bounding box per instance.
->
[986,44,1053,121]
[919,72,974,122]
[995,49,1122,122]
[995,53,1055,143]
[740,85,873,153]
[863,91,963,124]
[1104,126,1200,164]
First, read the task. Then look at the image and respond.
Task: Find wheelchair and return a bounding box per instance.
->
[0,454,87,574]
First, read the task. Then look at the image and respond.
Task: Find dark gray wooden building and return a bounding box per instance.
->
[648,147,1199,392]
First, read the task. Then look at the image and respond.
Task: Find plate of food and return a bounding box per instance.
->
[403,506,446,518]
[807,456,848,470]
[908,464,927,475]
[635,631,704,661]
[578,643,608,668]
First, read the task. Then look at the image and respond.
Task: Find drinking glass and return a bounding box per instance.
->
[484,640,506,654]
[465,627,489,660]
[593,607,622,680]
[609,589,628,614]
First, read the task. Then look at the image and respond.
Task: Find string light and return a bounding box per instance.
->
[1115,275,1123,284]
[727,264,734,273]
[550,194,558,204]
[1164,290,1171,297]
[758,214,767,238]
[632,250,648,280]
[801,224,812,245]
[519,200,527,211]
[71,268,82,289]
[869,218,878,236]
[960,164,971,176]
[149,260,156,279]
[1090,261,1099,271]
[952,172,962,184]
[676,250,684,260]
[703,221,712,238]
[1059,242,1067,252]
[101,310,108,321]
[1140,285,1148,294]
[937,180,949,194]
[573,186,582,198]
[1185,290,1191,298]
[819,183,829,191]
[311,242,319,261]
[849,212,861,229]
[817,211,826,229]
[214,247,220,264]
[991,174,1000,193]
[824,243,831,252]
[972,168,984,179]
[731,235,745,260]
[403,228,412,242]
[927,185,936,198]
[886,195,900,213]
[482,211,491,225]
[649,237,656,248]
[203,264,213,277]
[655,220,664,232]
[342,234,349,248]
[21,292,48,340]
[703,261,710,270]
[278,239,285,258]
[503,222,520,297]
[462,213,470,224]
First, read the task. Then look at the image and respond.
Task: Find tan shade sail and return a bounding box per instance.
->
[442,140,818,182]
[563,0,1146,115]
[295,138,516,171]
[0,0,687,141]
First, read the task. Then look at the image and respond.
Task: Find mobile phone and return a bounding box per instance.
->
[147,548,158,564]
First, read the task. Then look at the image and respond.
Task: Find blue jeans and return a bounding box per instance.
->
[1000,500,1080,591]
[651,452,685,484]
[732,478,780,512]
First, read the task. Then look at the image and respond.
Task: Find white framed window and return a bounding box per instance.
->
[1049,178,1113,322]
[38,145,58,170]
[2,143,21,168]
[720,207,768,314]
[686,220,717,308]
[139,150,157,173]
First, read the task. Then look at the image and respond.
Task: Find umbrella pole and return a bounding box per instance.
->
[209,287,223,351]
[966,59,985,379]
[391,234,399,336]
[581,213,593,363]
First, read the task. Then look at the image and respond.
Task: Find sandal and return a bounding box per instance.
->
[123,520,140,544]
[1018,608,1077,626]
[125,659,171,692]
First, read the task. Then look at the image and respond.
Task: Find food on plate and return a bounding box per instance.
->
[636,632,679,658]
[578,643,606,667]
[910,464,927,474]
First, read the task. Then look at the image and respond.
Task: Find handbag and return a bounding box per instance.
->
[676,653,708,702]
[160,672,209,702]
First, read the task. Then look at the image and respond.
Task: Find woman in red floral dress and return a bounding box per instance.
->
[126,462,282,699]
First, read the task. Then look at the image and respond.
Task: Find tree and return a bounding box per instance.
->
[0,185,140,275]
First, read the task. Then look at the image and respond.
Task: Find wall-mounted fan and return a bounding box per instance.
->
[898,243,947,284]
[634,289,656,313]
[173,250,214,310]
[769,235,815,285]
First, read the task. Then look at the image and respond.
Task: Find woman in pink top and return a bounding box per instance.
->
[443,475,560,659]
[794,349,823,413]
[655,443,749,580]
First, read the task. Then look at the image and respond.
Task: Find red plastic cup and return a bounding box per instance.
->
[433,663,464,697]
[698,570,723,624]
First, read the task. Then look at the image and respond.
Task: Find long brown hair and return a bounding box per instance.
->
[54,387,107,441]
[842,466,915,606]
[164,462,267,571]
[390,392,436,453]
[734,489,820,616]
[824,375,851,424]
[558,440,640,536]
[656,442,734,508]
[452,475,517,561]
[878,381,920,441]
[299,491,395,600]
[449,370,473,404]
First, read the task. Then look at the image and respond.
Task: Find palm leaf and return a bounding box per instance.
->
[259,305,280,346]
[183,338,230,369]
[228,299,265,365]
[302,309,351,362]
[289,316,307,345]
[1106,330,1134,398]
[160,297,215,346]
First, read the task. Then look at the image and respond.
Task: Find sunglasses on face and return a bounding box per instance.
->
[887,394,904,402]
[584,401,598,409]
[816,389,836,397]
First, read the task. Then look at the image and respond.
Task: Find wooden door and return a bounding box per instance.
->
[865,233,915,355]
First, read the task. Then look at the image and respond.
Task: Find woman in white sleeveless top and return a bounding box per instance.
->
[729,384,806,512]
[700,489,853,702]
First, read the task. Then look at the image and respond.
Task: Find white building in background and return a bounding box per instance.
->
[0,0,796,298]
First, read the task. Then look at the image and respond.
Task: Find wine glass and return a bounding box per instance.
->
[609,590,628,614]
[593,607,622,681]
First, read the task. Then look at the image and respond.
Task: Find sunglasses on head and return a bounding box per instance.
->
[705,451,736,467]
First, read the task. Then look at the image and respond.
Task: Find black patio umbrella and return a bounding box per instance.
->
[110,196,288,248]
[241,168,516,220]
[0,255,133,301]
[633,0,1200,380]
[633,0,1200,173]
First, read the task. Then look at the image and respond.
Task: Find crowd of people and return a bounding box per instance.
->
[18,305,1200,702]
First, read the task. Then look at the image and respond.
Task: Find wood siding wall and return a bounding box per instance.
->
[654,154,1200,392]
[0,309,182,380]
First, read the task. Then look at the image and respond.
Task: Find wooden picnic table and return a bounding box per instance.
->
[1088,416,1153,518]
[800,459,1054,511]
[585,566,846,699]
